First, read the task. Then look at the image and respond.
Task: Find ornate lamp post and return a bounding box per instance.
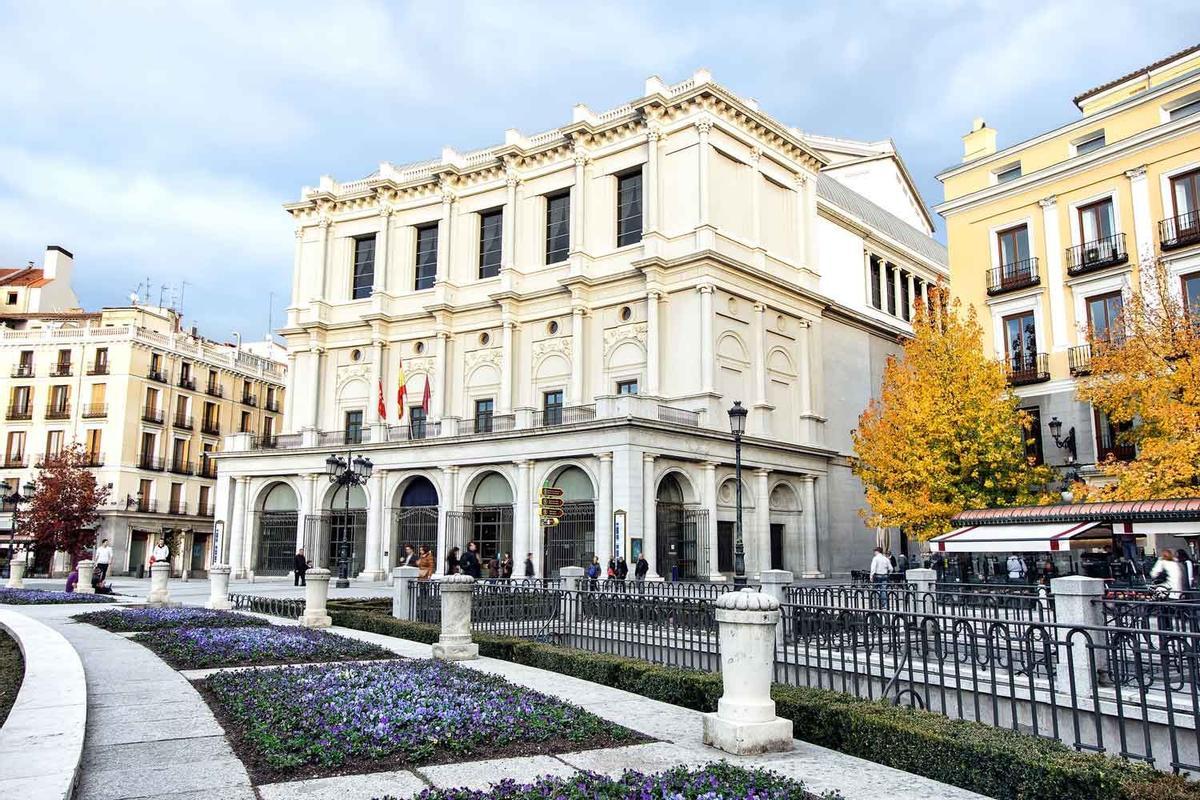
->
[325,451,373,589]
[1047,416,1078,463]
[727,401,748,588]
[4,482,35,578]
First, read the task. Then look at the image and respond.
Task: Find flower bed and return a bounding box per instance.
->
[0,588,115,605]
[74,607,267,632]
[203,658,644,782]
[136,626,394,669]
[390,763,842,800]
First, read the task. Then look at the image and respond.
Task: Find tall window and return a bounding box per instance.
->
[997,224,1031,268]
[409,405,427,439]
[414,223,438,290]
[344,410,363,445]
[10,385,30,412]
[545,192,570,264]
[1184,272,1200,317]
[145,387,160,413]
[1021,406,1045,465]
[138,479,153,510]
[474,398,494,434]
[884,263,896,315]
[49,385,68,413]
[17,350,32,376]
[6,432,26,463]
[1078,198,1115,243]
[45,430,64,457]
[240,410,251,433]
[93,347,108,372]
[543,390,564,426]
[478,209,503,278]
[616,169,643,247]
[900,270,911,322]
[351,235,375,300]
[1095,408,1134,462]
[869,257,881,309]
[140,431,156,463]
[1086,291,1124,344]
[617,379,639,395]
[1003,311,1038,371]
[1171,169,1200,220]
[169,483,184,514]
[86,429,102,459]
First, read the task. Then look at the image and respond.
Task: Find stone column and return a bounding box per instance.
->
[1039,196,1068,351]
[360,470,385,581]
[437,466,458,574]
[750,148,763,248]
[433,574,479,661]
[300,568,332,628]
[513,460,532,574]
[298,473,318,552]
[75,560,95,594]
[147,562,172,606]
[571,146,588,253]
[644,128,661,237]
[433,331,449,420]
[6,559,25,589]
[500,318,514,413]
[569,306,585,405]
[1051,575,1108,697]
[754,469,770,576]
[290,227,305,308]
[905,272,915,321]
[228,476,248,579]
[800,475,821,578]
[646,291,660,396]
[374,206,391,294]
[437,188,454,284]
[316,217,332,300]
[641,452,660,579]
[703,589,794,754]
[595,453,613,568]
[877,259,888,312]
[391,565,419,620]
[207,564,232,610]
[892,265,903,318]
[696,119,712,226]
[751,303,768,434]
[703,461,722,581]
[802,173,818,268]
[699,285,714,394]
[502,169,518,269]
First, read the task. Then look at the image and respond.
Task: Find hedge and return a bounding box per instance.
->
[328,608,1200,800]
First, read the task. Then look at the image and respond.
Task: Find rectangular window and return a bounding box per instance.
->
[1095,408,1135,462]
[150,353,162,376]
[45,430,64,458]
[1184,272,1200,317]
[93,347,108,373]
[1171,169,1200,218]
[57,349,71,367]
[900,270,911,322]
[18,351,32,372]
[885,263,896,314]
[86,429,102,458]
[1003,311,1038,372]
[616,169,644,247]
[140,431,156,464]
[49,385,68,413]
[10,385,29,411]
[545,192,571,264]
[869,257,881,309]
[145,387,159,412]
[996,163,1022,184]
[1168,96,1200,122]
[1074,131,1105,155]
[1086,291,1124,344]
[1021,406,1045,466]
[171,439,188,469]
[1078,197,1116,243]
[997,224,1031,267]
[478,209,503,279]
[351,235,376,300]
[474,398,494,434]
[717,521,734,572]
[617,379,639,395]
[410,405,427,439]
[198,485,211,514]
[414,223,438,290]
[543,390,564,426]
[5,292,15,306]
[6,432,25,462]
[169,483,183,514]
[344,410,363,445]
[239,410,251,433]
[138,479,153,511]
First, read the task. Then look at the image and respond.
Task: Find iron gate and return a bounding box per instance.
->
[393,506,438,560]
[656,504,709,580]
[304,511,366,573]
[254,511,297,575]
[468,504,513,564]
[543,501,595,577]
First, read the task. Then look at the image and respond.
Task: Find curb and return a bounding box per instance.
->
[0,609,87,800]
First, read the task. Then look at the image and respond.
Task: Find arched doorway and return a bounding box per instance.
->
[542,466,595,577]
[393,476,438,567]
[319,484,367,575]
[466,472,512,565]
[255,483,298,576]
[656,473,708,580]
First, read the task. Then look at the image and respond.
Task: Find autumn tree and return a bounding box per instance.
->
[852,287,1053,540]
[1076,257,1199,498]
[19,443,110,565]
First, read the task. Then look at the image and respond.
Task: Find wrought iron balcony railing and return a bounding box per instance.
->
[1068,344,1092,375]
[147,369,168,383]
[138,455,165,472]
[142,407,164,424]
[2,455,27,468]
[168,460,194,476]
[6,405,32,421]
[82,403,107,418]
[173,414,193,430]
[178,376,196,390]
[1005,352,1051,386]
[986,258,1040,296]
[45,404,70,420]
[205,383,224,398]
[86,362,109,376]
[201,421,222,436]
[532,404,596,428]
[199,458,219,479]
[1066,233,1127,276]
[10,365,32,378]
[49,362,73,377]
[1160,209,1200,251]
[241,393,258,407]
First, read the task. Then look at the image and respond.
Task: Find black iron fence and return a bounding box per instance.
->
[227,593,304,618]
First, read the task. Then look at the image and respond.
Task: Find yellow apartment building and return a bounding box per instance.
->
[936,45,1200,483]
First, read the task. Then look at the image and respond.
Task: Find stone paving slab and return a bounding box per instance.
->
[259,770,429,800]
[416,754,579,792]
[80,736,235,774]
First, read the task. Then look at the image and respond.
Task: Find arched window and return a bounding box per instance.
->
[544,466,596,578]
[256,483,298,575]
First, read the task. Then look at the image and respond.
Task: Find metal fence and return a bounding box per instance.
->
[227,593,304,618]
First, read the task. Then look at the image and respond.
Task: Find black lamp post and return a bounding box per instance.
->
[4,482,35,578]
[727,401,748,587]
[1047,416,1078,464]
[325,451,372,589]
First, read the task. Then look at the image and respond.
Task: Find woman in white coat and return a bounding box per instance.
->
[1150,549,1186,599]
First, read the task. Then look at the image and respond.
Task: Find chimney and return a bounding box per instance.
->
[42,245,73,281]
[962,118,997,162]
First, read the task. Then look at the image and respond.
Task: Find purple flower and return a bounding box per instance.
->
[75,607,269,632]
[137,625,391,668]
[1,588,115,605]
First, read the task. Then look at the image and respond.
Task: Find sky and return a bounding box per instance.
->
[0,0,1196,342]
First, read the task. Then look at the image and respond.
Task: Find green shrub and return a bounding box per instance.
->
[330,608,1200,800]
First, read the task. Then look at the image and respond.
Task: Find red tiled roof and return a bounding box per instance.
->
[0,267,46,287]
[1073,43,1200,107]
[953,498,1200,526]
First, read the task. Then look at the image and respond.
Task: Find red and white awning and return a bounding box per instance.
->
[930,521,1105,553]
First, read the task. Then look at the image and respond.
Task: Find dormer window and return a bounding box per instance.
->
[1072,130,1105,156]
[994,162,1022,184]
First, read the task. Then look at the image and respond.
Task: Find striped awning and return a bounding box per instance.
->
[930,521,1105,553]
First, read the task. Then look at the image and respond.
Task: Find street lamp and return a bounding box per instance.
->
[1047,416,1077,463]
[325,450,373,588]
[727,401,748,588]
[4,482,35,578]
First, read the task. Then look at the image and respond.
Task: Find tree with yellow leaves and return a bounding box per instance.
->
[1076,257,1199,499]
[852,287,1053,540]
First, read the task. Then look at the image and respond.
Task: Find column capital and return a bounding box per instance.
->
[702,460,719,471]
[798,473,816,484]
[646,126,664,143]
[1038,195,1057,209]
[236,475,253,485]
[378,204,394,218]
[697,283,714,295]
[694,117,713,135]
[642,452,657,464]
[1124,165,1147,180]
[441,464,460,475]
[753,302,767,314]
[317,216,333,230]
[294,227,306,240]
[753,467,770,478]
[597,452,614,462]
[505,167,521,189]
[792,172,808,187]
[514,458,532,468]
[749,147,763,164]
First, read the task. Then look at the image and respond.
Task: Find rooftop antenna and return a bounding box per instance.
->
[158,283,168,309]
[179,281,189,317]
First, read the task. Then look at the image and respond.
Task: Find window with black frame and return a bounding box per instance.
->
[474,398,494,433]
[545,192,570,264]
[409,406,427,439]
[543,390,563,426]
[616,169,643,247]
[351,235,376,300]
[478,210,503,278]
[1021,406,1045,465]
[344,410,363,444]
[414,223,438,290]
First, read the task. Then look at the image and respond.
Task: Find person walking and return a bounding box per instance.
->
[460,541,482,579]
[635,554,649,583]
[869,546,891,605]
[293,548,309,587]
[446,546,461,575]
[616,556,629,581]
[500,553,513,579]
[94,538,113,583]
[1151,549,1185,599]
[586,557,602,589]
[1006,553,1027,584]
[523,552,535,578]
[402,544,419,568]
[417,546,434,580]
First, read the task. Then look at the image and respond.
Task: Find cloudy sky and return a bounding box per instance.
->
[0,1,1195,341]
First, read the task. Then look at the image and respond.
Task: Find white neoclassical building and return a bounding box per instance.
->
[214,70,946,581]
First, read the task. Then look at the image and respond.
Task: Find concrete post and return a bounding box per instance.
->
[207,564,232,610]
[1051,575,1108,697]
[758,569,793,644]
[300,568,332,628]
[392,565,419,620]
[906,567,937,614]
[75,560,96,594]
[703,588,793,755]
[560,565,585,628]
[147,562,172,605]
[432,574,478,661]
[6,559,25,589]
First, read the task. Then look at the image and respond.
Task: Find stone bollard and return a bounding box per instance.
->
[206,564,232,610]
[5,559,24,589]
[703,588,793,755]
[1051,575,1108,697]
[906,567,937,615]
[432,574,478,661]
[559,566,585,627]
[758,569,794,644]
[76,560,96,594]
[146,562,172,605]
[300,568,332,628]
[391,565,420,620]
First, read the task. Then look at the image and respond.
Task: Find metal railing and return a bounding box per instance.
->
[199,458,219,479]
[1161,210,1200,251]
[167,501,188,516]
[1066,232,1127,275]
[1068,343,1092,375]
[138,456,164,472]
[168,460,193,476]
[1,455,26,468]
[205,384,224,398]
[986,257,1040,295]
[1005,352,1050,386]
[178,376,196,390]
[255,433,304,450]
[532,404,596,428]
[44,404,70,420]
[228,593,304,619]
[49,362,72,377]
[318,428,372,447]
[10,365,32,378]
[469,414,516,434]
[388,421,440,442]
[241,394,258,407]
[6,405,31,421]
[198,503,214,517]
[82,403,108,418]
[86,363,109,376]
[658,405,701,426]
[142,407,164,424]
[147,369,167,383]
[201,421,221,436]
[173,414,193,430]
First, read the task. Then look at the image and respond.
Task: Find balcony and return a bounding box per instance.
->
[198,503,215,517]
[173,414,193,430]
[265,399,280,412]
[138,455,165,472]
[6,405,32,421]
[387,421,441,442]
[142,407,164,425]
[205,384,224,399]
[532,404,596,428]
[168,459,194,476]
[318,428,373,447]
[2,455,27,469]
[241,393,258,407]
[986,258,1040,296]
[45,404,70,420]
[658,405,702,427]
[83,452,104,467]
[1068,344,1092,376]
[135,499,157,514]
[1005,352,1051,386]
[199,458,219,479]
[10,365,32,378]
[178,375,196,391]
[86,362,109,376]
[167,501,188,516]
[1066,233,1127,276]
[1160,210,1200,251]
[1097,436,1137,463]
[147,369,168,384]
[82,403,108,418]
[201,420,221,437]
[49,362,73,377]
[471,414,516,435]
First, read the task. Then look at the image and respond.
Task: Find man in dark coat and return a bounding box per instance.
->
[459,541,482,579]
[294,549,310,587]
[524,552,535,578]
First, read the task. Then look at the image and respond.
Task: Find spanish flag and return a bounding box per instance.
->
[396,358,407,420]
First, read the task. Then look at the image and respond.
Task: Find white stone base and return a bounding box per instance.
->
[144,600,181,608]
[301,612,332,628]
[357,570,386,582]
[432,641,479,661]
[702,712,794,755]
[206,596,233,610]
